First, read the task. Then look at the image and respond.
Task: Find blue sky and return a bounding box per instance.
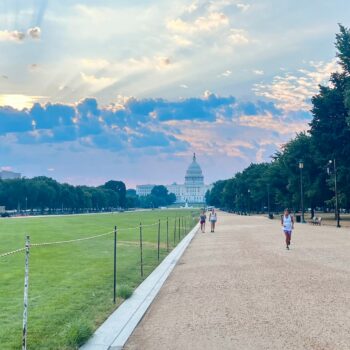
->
[0,0,348,187]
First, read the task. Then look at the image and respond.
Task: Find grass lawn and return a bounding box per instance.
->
[0,209,199,350]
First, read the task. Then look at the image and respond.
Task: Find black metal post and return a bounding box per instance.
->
[139,223,144,277]
[174,217,176,245]
[300,164,305,223]
[178,217,180,240]
[267,184,271,218]
[333,159,341,228]
[157,219,161,261]
[166,217,169,252]
[113,226,117,304]
[248,189,251,216]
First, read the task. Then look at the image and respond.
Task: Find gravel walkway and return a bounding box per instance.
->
[125,213,350,350]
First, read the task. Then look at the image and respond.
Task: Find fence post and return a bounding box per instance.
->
[157,219,161,261]
[113,226,117,304]
[174,217,177,245]
[178,217,181,240]
[166,217,169,252]
[139,223,144,277]
[22,235,30,350]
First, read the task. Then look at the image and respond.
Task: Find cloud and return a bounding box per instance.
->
[0,107,33,134]
[0,30,25,42]
[80,58,110,70]
[0,93,311,169]
[236,3,251,12]
[253,70,264,75]
[219,70,232,77]
[238,113,307,135]
[253,59,340,111]
[0,27,41,42]
[229,28,250,45]
[167,12,229,34]
[27,27,41,39]
[81,72,117,90]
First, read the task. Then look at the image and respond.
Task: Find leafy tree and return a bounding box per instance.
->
[103,180,126,207]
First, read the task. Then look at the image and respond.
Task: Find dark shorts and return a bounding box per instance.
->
[200,220,205,224]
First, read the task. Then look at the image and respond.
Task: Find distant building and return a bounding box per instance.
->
[136,184,157,197]
[0,170,21,180]
[136,154,212,204]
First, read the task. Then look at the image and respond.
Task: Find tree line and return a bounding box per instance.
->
[0,177,176,213]
[206,25,350,217]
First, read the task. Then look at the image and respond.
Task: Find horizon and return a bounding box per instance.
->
[1,0,349,186]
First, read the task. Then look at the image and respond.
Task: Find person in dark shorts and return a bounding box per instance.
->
[199,211,207,233]
[281,208,294,250]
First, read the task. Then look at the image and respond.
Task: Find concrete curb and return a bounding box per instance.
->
[80,223,199,350]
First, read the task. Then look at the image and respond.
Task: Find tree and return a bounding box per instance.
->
[103,180,126,208]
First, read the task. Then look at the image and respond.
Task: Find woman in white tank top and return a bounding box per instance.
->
[281,208,294,250]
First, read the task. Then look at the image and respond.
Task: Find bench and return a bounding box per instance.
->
[310,216,322,226]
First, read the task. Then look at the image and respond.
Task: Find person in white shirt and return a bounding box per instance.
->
[209,209,217,233]
[281,208,294,250]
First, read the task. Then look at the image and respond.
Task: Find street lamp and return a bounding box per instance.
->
[328,159,340,228]
[247,189,251,216]
[267,184,271,218]
[25,197,28,215]
[299,160,305,223]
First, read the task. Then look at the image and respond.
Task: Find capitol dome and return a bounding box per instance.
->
[185,153,204,185]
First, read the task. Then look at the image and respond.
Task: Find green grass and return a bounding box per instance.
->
[0,209,199,350]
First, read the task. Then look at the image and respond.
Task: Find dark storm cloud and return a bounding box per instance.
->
[0,106,32,134]
[0,95,292,152]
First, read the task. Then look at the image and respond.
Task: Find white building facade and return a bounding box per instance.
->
[136,154,212,204]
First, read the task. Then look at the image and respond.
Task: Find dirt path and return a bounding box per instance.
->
[125,213,350,350]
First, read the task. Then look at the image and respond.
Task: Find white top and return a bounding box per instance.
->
[210,212,217,222]
[282,215,293,231]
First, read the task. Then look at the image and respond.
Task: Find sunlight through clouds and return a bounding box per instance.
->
[1,0,349,184]
[253,59,340,112]
[0,94,44,109]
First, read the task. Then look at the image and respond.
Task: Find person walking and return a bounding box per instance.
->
[199,211,207,233]
[209,209,217,233]
[281,208,294,250]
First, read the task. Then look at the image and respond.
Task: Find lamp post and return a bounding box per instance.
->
[267,184,271,218]
[25,197,28,215]
[299,161,305,223]
[247,189,251,216]
[328,159,340,228]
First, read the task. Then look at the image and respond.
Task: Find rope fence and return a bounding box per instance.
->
[0,212,199,350]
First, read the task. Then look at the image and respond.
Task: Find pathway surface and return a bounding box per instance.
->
[125,213,350,350]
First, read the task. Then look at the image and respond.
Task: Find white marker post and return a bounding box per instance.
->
[22,235,30,350]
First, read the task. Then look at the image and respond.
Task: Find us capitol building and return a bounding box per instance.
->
[136,154,212,204]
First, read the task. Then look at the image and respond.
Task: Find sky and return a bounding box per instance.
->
[0,0,349,188]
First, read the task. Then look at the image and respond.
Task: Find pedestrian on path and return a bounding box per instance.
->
[199,211,207,233]
[209,209,217,233]
[281,208,294,250]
